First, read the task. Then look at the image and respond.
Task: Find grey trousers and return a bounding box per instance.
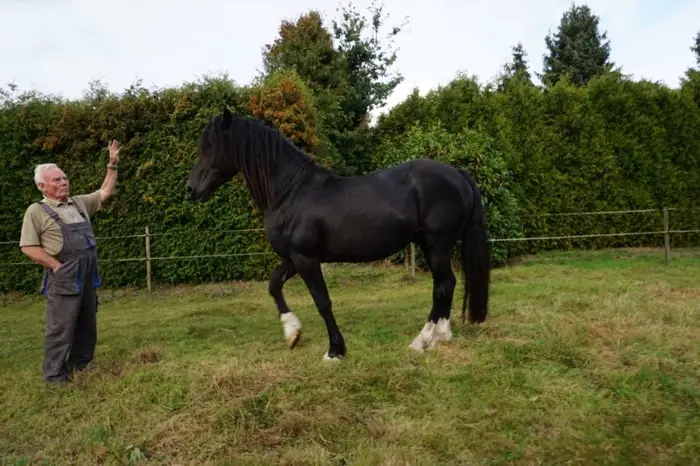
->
[42,257,98,381]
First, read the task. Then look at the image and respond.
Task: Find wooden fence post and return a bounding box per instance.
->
[145,226,152,292]
[410,242,416,279]
[663,207,670,264]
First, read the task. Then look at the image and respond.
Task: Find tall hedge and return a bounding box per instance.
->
[0,76,318,293]
[372,120,524,267]
[2,67,700,294]
[373,71,700,258]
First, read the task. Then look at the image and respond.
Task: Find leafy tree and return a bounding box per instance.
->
[261,1,406,174]
[262,11,342,90]
[247,69,325,163]
[372,88,429,143]
[260,10,347,167]
[541,3,614,86]
[692,30,700,67]
[330,0,405,126]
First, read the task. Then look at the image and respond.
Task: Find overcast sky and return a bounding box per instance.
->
[2,0,699,119]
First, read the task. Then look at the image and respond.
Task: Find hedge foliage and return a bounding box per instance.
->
[372,120,524,267]
[2,65,700,294]
[0,75,314,293]
[374,70,700,259]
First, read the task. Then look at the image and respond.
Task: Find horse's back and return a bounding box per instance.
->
[276,158,475,261]
[376,158,467,187]
[321,159,472,223]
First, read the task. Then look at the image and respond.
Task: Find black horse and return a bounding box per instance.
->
[186,107,490,360]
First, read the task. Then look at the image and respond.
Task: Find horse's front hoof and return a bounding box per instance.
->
[323,335,346,361]
[287,329,301,348]
[408,339,425,353]
[281,312,302,349]
[408,321,437,353]
[322,351,343,362]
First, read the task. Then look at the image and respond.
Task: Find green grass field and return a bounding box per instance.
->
[2,248,700,465]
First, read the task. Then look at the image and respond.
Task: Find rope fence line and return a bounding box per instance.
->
[490,230,668,242]
[521,206,699,217]
[1,207,699,290]
[4,228,700,267]
[2,231,699,265]
[1,207,699,245]
[1,251,277,267]
[147,252,274,261]
[670,229,700,234]
[522,208,659,217]
[148,228,266,238]
[0,228,268,244]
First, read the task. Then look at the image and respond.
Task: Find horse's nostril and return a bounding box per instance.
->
[186,185,193,194]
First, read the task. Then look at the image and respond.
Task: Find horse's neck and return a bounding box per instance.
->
[237,152,299,211]
[273,157,317,200]
[267,153,338,213]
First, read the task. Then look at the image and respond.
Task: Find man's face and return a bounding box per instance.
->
[40,167,70,201]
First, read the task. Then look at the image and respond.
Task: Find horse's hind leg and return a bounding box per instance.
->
[269,260,301,348]
[409,242,456,352]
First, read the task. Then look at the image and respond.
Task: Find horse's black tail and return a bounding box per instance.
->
[459,170,490,324]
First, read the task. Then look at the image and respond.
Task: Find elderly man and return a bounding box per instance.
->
[19,140,121,383]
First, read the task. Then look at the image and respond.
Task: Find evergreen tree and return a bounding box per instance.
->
[541,3,614,86]
[691,30,700,66]
[498,42,533,90]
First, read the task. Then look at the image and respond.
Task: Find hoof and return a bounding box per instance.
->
[408,321,437,353]
[323,351,343,362]
[435,318,452,342]
[287,329,301,348]
[280,312,302,349]
[408,340,425,353]
[408,338,437,353]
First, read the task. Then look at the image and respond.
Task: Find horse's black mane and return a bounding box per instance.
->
[210,112,328,210]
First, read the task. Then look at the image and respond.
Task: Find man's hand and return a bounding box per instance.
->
[108,139,120,166]
[100,139,121,202]
[21,246,61,272]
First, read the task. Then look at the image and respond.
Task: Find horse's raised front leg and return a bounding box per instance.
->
[291,253,346,361]
[268,259,301,348]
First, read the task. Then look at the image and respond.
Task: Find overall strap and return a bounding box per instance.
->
[71,197,88,219]
[38,202,62,223]
[39,198,89,222]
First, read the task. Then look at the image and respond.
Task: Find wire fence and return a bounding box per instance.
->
[2,207,699,291]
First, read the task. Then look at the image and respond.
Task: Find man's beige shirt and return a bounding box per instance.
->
[19,191,102,257]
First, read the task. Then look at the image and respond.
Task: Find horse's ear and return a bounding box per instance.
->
[222,106,232,128]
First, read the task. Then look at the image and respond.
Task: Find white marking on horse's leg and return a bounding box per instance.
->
[323,351,342,362]
[435,317,452,342]
[280,312,302,347]
[408,321,436,352]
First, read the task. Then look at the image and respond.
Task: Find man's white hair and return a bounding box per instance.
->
[34,163,59,186]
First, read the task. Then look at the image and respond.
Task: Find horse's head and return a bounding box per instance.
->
[186,107,239,201]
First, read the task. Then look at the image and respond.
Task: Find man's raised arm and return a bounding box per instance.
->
[99,139,121,203]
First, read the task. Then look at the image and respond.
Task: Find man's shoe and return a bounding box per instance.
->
[45,373,72,384]
[67,360,92,373]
